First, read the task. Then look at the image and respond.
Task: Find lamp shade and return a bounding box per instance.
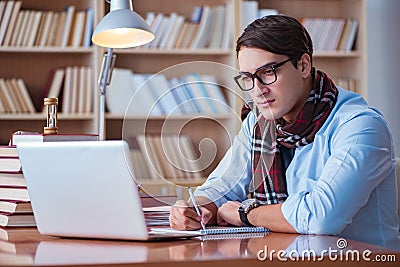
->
[92,8,154,48]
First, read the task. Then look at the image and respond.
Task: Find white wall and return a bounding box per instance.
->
[366,0,400,156]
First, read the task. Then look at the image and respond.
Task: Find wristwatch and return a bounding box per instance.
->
[238,198,260,227]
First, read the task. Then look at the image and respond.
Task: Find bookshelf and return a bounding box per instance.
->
[0,0,367,197]
[105,0,243,197]
[0,0,101,145]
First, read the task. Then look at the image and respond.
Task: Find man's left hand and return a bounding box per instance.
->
[217,201,242,226]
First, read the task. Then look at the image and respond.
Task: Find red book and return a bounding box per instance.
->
[10,131,98,146]
[0,171,25,188]
[0,200,32,214]
[0,156,21,172]
[0,146,18,157]
[0,212,36,227]
[0,187,29,202]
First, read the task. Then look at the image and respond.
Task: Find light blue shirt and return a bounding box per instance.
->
[195,88,400,250]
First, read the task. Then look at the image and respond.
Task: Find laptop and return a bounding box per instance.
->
[17,140,199,241]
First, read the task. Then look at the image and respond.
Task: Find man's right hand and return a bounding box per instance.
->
[169,199,213,230]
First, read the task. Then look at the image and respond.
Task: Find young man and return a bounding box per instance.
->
[169,15,400,250]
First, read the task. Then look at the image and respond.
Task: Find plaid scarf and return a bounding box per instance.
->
[241,69,338,204]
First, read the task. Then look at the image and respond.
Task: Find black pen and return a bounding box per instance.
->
[188,187,206,230]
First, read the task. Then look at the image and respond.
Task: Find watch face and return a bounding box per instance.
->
[241,198,260,213]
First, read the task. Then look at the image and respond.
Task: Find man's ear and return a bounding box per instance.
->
[298,53,312,78]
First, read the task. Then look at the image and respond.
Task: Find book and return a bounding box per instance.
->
[126,135,151,179]
[151,135,177,178]
[180,74,212,114]
[15,79,36,113]
[174,21,189,49]
[0,200,31,214]
[0,1,15,45]
[53,10,66,46]
[84,67,93,113]
[0,156,21,172]
[4,79,23,112]
[46,12,59,46]
[190,5,212,49]
[20,9,34,46]
[209,5,225,49]
[0,79,11,112]
[178,22,198,49]
[0,212,36,227]
[0,2,7,32]
[150,226,270,236]
[61,66,72,113]
[0,187,29,202]
[165,15,185,49]
[200,74,229,114]
[46,68,65,102]
[345,19,359,51]
[240,0,259,32]
[82,7,94,48]
[77,66,86,113]
[70,10,85,47]
[6,78,26,113]
[162,135,186,178]
[167,77,190,114]
[0,89,5,112]
[0,227,43,241]
[10,132,98,146]
[147,73,181,115]
[0,146,18,157]
[143,12,163,48]
[186,73,218,114]
[130,73,163,116]
[158,12,178,49]
[0,171,25,187]
[26,10,42,47]
[2,0,22,46]
[9,9,24,46]
[337,18,352,51]
[69,66,79,113]
[60,5,75,47]
[0,78,18,113]
[105,68,134,115]
[149,14,168,49]
[36,11,53,47]
[136,135,161,179]
[177,135,203,179]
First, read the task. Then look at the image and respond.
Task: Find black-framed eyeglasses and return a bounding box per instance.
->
[234,58,293,91]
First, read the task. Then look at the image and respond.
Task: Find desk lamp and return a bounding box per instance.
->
[92,0,154,140]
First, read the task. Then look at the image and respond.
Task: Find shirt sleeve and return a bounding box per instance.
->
[281,113,394,235]
[194,114,255,207]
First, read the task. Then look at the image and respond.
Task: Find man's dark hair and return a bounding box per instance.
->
[236,15,313,68]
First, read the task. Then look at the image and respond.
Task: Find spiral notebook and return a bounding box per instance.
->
[150,226,270,236]
[195,231,269,241]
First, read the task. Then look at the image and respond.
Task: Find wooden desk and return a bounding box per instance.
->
[0,228,398,267]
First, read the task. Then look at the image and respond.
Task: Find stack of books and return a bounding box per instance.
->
[140,194,175,226]
[0,145,35,228]
[1,132,98,228]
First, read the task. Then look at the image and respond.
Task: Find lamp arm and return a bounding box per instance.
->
[98,48,116,140]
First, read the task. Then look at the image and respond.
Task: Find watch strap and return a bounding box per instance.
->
[238,207,255,227]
